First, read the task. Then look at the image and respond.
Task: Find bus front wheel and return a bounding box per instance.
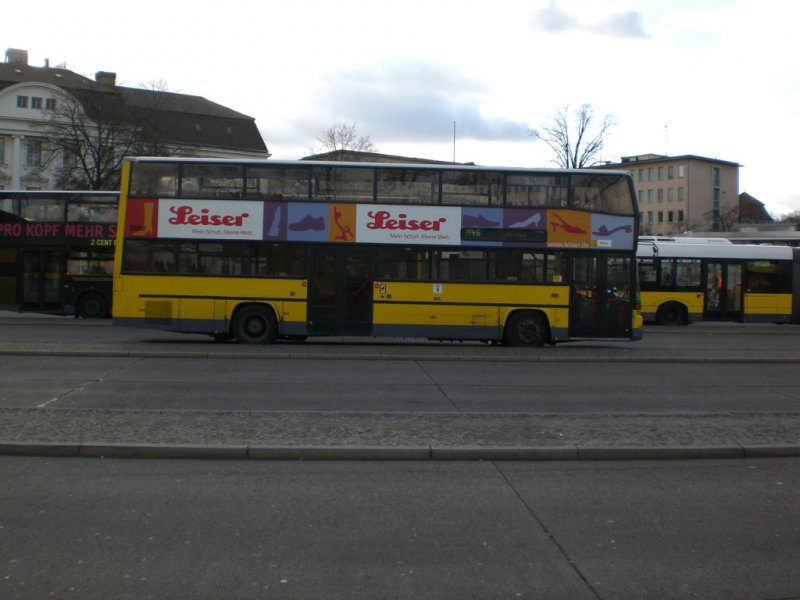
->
[503,312,548,347]
[656,302,687,326]
[233,305,278,344]
[78,292,109,319]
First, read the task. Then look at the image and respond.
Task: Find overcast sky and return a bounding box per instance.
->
[6,0,799,216]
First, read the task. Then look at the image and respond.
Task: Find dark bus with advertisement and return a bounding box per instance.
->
[0,190,117,317]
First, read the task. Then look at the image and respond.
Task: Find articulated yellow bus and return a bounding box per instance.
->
[112,158,643,346]
[637,236,800,325]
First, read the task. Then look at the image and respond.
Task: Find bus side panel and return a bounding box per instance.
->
[743,292,793,324]
[640,291,703,323]
[113,275,308,335]
[372,281,569,339]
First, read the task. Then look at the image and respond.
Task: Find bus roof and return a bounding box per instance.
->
[638,238,794,260]
[639,236,733,245]
[123,156,632,177]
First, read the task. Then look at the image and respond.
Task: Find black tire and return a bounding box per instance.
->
[232,305,278,344]
[503,312,548,347]
[78,291,109,319]
[656,302,687,326]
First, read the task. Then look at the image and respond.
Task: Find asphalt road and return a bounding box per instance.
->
[2,455,799,600]
[1,316,799,599]
[1,316,799,458]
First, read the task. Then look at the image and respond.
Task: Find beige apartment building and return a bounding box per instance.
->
[600,154,740,235]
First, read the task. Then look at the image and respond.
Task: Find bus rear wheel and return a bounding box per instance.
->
[233,305,278,344]
[504,312,548,347]
[656,302,687,326]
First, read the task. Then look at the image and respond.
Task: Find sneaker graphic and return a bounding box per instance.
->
[593,224,632,236]
[289,214,325,231]
[463,214,501,227]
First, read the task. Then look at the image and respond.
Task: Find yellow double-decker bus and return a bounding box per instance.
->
[112,158,643,346]
[637,236,800,325]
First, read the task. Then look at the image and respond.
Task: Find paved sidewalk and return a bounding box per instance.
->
[2,407,799,461]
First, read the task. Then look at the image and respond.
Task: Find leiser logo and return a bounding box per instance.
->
[168,205,250,227]
[366,209,448,232]
[159,199,264,240]
[357,204,460,245]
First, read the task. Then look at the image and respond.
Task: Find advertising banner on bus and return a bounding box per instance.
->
[123,198,634,250]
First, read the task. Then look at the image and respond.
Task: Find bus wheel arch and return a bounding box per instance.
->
[77,291,110,319]
[503,310,550,347]
[656,302,688,326]
[232,303,278,344]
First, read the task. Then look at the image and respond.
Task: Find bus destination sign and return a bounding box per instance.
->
[460,227,548,244]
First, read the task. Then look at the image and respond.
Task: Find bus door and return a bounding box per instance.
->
[569,254,631,338]
[704,261,742,320]
[21,249,62,312]
[307,246,372,336]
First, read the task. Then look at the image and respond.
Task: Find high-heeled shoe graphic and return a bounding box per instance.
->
[550,213,587,234]
[508,212,542,229]
[332,207,354,242]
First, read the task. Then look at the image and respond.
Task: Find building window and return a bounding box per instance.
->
[647,211,653,224]
[648,168,653,181]
[0,137,5,164]
[638,169,643,182]
[678,187,685,201]
[647,189,653,203]
[658,167,664,181]
[16,95,28,108]
[678,165,685,178]
[668,188,674,202]
[637,190,642,204]
[45,98,57,111]
[31,97,43,109]
[668,210,674,223]
[678,210,684,222]
[657,189,664,202]
[658,211,664,223]
[25,139,43,166]
[668,166,674,179]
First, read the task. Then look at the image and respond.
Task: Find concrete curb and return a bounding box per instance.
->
[3,441,800,461]
[2,348,800,363]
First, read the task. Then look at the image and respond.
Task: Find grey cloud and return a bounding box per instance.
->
[596,10,650,39]
[303,62,530,144]
[533,0,579,32]
[532,0,649,39]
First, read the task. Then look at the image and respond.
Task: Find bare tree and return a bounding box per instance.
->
[705,205,740,232]
[719,205,742,231]
[530,104,615,168]
[317,122,376,153]
[129,79,179,157]
[777,209,800,224]
[36,80,184,190]
[38,86,139,190]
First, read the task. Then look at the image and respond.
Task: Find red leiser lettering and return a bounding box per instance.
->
[367,210,446,231]
[168,205,250,227]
